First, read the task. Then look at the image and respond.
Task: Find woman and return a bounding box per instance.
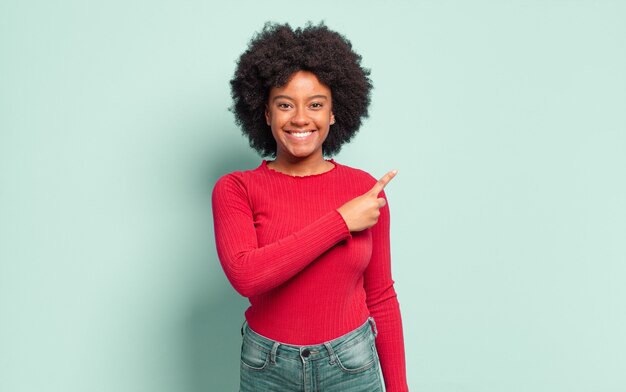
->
[212,22,408,391]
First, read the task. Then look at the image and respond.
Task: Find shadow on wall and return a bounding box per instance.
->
[186,149,261,391]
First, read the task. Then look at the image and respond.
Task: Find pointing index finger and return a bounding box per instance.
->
[370,169,398,195]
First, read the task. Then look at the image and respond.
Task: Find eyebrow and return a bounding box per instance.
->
[272,94,329,102]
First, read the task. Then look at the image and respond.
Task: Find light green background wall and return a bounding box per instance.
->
[1,1,625,391]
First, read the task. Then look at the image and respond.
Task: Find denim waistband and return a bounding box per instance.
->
[241,317,378,363]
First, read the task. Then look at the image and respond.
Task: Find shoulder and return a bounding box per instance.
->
[335,161,378,186]
[335,161,391,201]
[212,163,265,200]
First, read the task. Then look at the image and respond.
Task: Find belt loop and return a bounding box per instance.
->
[270,342,280,364]
[323,342,336,365]
[368,317,378,338]
[240,320,247,337]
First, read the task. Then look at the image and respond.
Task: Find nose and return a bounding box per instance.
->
[290,106,310,126]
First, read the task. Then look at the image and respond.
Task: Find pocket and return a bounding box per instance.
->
[240,338,270,371]
[334,335,376,374]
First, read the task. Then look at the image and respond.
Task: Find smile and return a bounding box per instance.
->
[286,130,315,140]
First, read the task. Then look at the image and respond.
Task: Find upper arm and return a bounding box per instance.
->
[363,188,397,309]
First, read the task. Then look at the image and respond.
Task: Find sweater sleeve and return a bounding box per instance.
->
[364,189,409,391]
[211,173,352,297]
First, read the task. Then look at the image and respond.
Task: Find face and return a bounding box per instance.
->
[265,71,335,162]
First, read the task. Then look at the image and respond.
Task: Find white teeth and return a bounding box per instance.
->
[289,131,313,138]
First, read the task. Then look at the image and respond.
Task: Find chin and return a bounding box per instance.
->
[284,147,319,159]
[290,151,316,159]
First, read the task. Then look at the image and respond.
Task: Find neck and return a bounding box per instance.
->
[268,154,332,176]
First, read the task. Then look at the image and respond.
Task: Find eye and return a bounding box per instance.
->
[310,102,323,109]
[277,102,292,109]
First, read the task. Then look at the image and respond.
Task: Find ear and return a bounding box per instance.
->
[330,112,335,125]
[265,104,271,126]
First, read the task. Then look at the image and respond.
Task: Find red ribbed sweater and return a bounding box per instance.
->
[211,159,408,391]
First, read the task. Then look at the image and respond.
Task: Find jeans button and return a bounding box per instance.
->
[302,348,311,357]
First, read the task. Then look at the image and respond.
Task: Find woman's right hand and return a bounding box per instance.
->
[337,170,398,232]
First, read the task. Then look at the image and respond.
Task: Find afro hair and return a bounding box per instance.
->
[229,21,373,157]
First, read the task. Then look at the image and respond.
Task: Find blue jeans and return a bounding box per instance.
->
[239,318,385,391]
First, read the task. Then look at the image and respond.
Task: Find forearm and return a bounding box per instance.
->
[370,295,408,392]
[215,209,351,297]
